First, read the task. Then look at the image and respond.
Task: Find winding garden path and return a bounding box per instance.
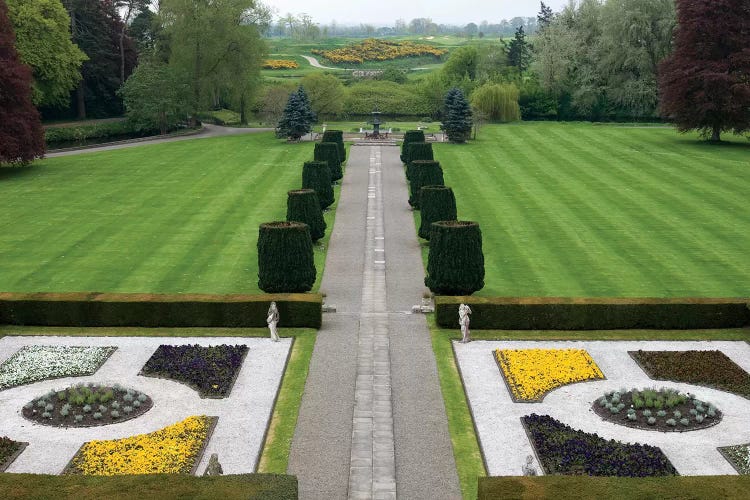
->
[288,144,461,499]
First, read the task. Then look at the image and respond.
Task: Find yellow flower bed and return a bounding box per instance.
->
[263,59,299,69]
[495,348,604,402]
[312,38,447,65]
[67,415,213,475]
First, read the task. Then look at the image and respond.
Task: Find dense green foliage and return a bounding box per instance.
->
[442,88,473,143]
[432,123,750,297]
[257,221,316,293]
[314,142,342,181]
[425,221,485,295]
[470,83,521,122]
[400,129,424,162]
[299,73,344,119]
[405,142,434,181]
[286,189,326,241]
[321,129,345,162]
[119,62,190,134]
[344,80,432,116]
[277,88,314,140]
[301,160,334,209]
[507,26,530,72]
[408,160,444,208]
[418,186,457,240]
[44,120,157,147]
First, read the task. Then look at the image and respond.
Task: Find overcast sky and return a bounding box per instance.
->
[266,0,571,26]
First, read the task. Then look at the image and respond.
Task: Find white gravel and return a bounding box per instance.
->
[0,335,291,475]
[454,340,750,476]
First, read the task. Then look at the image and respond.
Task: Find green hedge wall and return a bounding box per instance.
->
[405,142,434,181]
[435,296,750,330]
[314,142,343,182]
[321,130,346,163]
[401,130,425,162]
[0,292,322,329]
[409,160,444,208]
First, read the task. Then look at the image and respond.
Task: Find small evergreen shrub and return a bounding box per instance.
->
[425,221,485,295]
[314,142,342,182]
[401,129,425,163]
[257,221,316,293]
[287,189,326,242]
[302,161,334,209]
[409,160,444,208]
[321,130,346,163]
[442,87,473,143]
[405,143,434,181]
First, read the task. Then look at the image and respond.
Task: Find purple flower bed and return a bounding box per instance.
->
[140,344,248,398]
[522,414,678,477]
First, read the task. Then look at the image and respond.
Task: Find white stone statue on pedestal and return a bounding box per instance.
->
[459,303,472,343]
[267,301,279,342]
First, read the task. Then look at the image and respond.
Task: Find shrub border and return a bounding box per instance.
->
[435,296,750,330]
[0,292,322,329]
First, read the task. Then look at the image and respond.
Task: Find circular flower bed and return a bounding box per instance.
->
[22,383,152,427]
[593,387,722,432]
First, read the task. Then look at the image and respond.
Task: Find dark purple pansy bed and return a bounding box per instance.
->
[522,414,678,477]
[140,344,248,398]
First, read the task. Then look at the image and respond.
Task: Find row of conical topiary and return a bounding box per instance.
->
[257,131,346,293]
[402,131,485,296]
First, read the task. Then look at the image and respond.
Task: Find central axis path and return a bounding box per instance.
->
[288,144,461,499]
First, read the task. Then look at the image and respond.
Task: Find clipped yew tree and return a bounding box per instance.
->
[405,142,434,181]
[302,161,334,209]
[409,160,444,208]
[401,129,425,163]
[314,142,342,182]
[322,130,346,163]
[419,186,457,240]
[257,221,316,293]
[287,189,326,242]
[425,221,484,295]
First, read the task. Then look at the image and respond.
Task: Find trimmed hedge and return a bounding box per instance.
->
[435,296,750,330]
[314,142,342,182]
[302,161,334,209]
[425,221,485,295]
[409,160,444,208]
[419,185,457,239]
[401,129,425,162]
[405,142,434,181]
[0,292,322,329]
[257,222,316,293]
[286,189,326,241]
[321,130,346,163]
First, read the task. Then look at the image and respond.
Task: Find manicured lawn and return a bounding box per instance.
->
[430,122,750,298]
[0,133,338,294]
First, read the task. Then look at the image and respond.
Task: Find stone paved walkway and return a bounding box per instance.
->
[289,145,461,499]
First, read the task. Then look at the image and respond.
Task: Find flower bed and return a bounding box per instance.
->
[0,346,116,390]
[593,387,721,432]
[140,344,248,398]
[65,415,216,475]
[522,414,678,477]
[719,443,750,474]
[312,38,447,65]
[0,436,27,472]
[263,59,299,69]
[495,348,604,402]
[22,383,152,427]
[630,350,750,399]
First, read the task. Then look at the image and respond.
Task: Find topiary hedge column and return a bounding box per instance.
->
[425,221,484,295]
[314,142,342,182]
[322,130,346,163]
[405,142,434,181]
[419,186,457,240]
[287,189,326,242]
[409,160,444,208]
[257,221,316,293]
[302,161,334,209]
[401,130,425,163]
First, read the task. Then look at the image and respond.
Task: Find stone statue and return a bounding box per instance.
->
[267,301,279,342]
[203,453,223,476]
[459,303,472,343]
[521,454,537,476]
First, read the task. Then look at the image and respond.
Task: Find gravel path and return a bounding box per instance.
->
[301,55,345,70]
[0,335,290,475]
[455,340,750,476]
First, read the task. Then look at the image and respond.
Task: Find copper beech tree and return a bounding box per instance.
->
[0,0,44,166]
[659,0,750,141]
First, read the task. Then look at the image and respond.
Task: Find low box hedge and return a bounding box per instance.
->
[435,296,750,330]
[0,292,322,329]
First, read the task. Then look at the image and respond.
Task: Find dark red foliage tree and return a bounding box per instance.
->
[0,0,44,165]
[658,0,750,141]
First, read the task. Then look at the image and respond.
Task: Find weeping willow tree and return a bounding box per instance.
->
[470,83,521,122]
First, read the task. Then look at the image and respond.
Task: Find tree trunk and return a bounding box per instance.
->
[240,93,247,125]
[119,29,126,85]
[69,5,86,119]
[711,126,721,142]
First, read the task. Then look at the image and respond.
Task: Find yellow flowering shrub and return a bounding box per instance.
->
[67,415,213,475]
[311,38,447,65]
[495,348,604,402]
[263,59,299,69]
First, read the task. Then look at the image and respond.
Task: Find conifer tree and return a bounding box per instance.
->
[441,88,473,144]
[508,25,530,72]
[277,88,313,140]
[0,0,45,166]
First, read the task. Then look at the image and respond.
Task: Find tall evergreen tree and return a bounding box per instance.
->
[277,88,314,140]
[537,2,553,30]
[508,25,530,72]
[0,0,45,165]
[658,0,750,141]
[441,88,473,143]
[296,85,316,126]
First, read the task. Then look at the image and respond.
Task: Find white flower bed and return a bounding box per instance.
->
[0,346,116,390]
